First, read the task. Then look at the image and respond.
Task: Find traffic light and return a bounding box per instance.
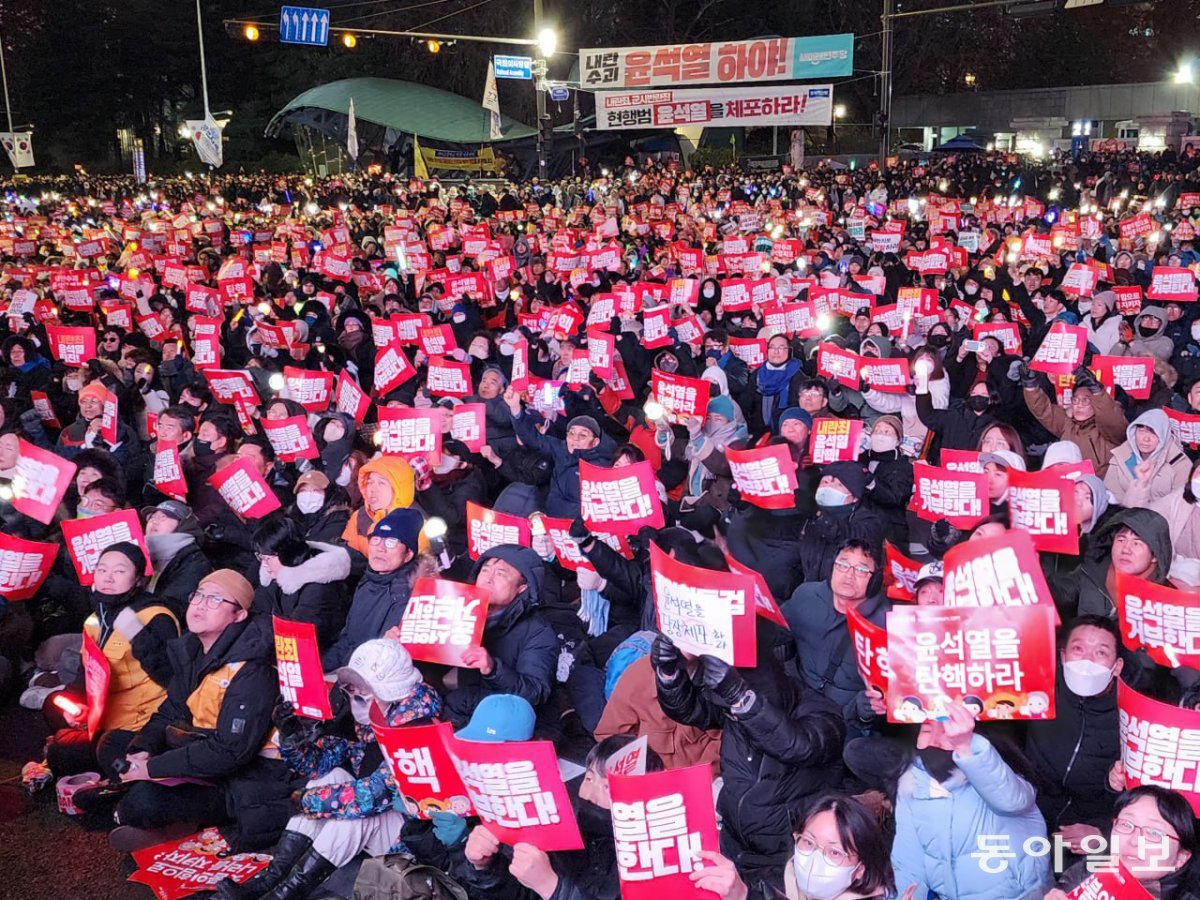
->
[243,24,260,41]
[342,32,357,49]
[539,116,554,145]
[427,39,441,54]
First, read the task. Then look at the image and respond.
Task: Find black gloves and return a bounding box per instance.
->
[650,634,683,684]
[273,700,315,749]
[1017,360,1038,389]
[698,655,751,709]
[569,517,589,540]
[1072,365,1101,394]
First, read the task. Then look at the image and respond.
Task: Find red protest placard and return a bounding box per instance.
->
[510,338,530,392]
[373,719,470,819]
[580,460,665,535]
[273,616,332,720]
[609,765,720,899]
[45,324,96,368]
[397,578,489,666]
[12,438,76,524]
[884,542,921,601]
[910,462,988,528]
[418,324,457,357]
[203,369,261,406]
[816,344,861,389]
[810,418,863,465]
[972,322,1022,355]
[1007,468,1079,555]
[450,403,487,452]
[189,316,222,369]
[466,502,532,560]
[1115,573,1200,669]
[861,358,908,394]
[98,388,120,445]
[723,552,788,628]
[81,630,111,739]
[1118,681,1200,815]
[725,445,798,509]
[208,457,282,520]
[886,604,1057,723]
[261,415,320,463]
[1065,863,1152,900]
[1147,266,1198,303]
[151,440,188,502]
[650,370,710,425]
[374,342,417,396]
[30,391,62,429]
[426,357,473,397]
[0,533,56,601]
[1030,322,1088,376]
[335,370,371,423]
[940,449,984,474]
[1167,407,1200,449]
[282,367,333,412]
[942,530,1059,624]
[1092,356,1154,400]
[1113,285,1144,316]
[62,509,152,587]
[847,605,890,695]
[650,543,756,667]
[376,407,442,462]
[128,829,271,900]
[588,329,616,380]
[728,337,766,368]
[443,734,583,851]
[1061,263,1099,297]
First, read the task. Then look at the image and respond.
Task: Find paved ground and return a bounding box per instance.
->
[0,702,142,900]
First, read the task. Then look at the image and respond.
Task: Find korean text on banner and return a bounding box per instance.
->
[1115,572,1200,669]
[846,606,890,695]
[397,578,489,666]
[886,604,1057,723]
[1118,681,1200,815]
[444,734,584,851]
[650,543,756,666]
[128,829,270,899]
[608,764,720,899]
[1006,468,1079,555]
[273,617,333,720]
[466,502,532,560]
[82,630,111,739]
[13,437,76,525]
[910,461,988,529]
[580,460,665,535]
[0,533,57,601]
[941,530,1059,623]
[725,445,798,509]
[595,84,835,131]
[373,719,470,820]
[62,509,152,587]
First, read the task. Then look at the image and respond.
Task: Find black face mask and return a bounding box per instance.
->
[193,439,213,456]
[575,798,613,838]
[1138,324,1158,338]
[917,747,957,782]
[967,396,991,412]
[927,333,949,349]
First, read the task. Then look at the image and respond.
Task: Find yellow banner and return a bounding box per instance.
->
[418,145,501,174]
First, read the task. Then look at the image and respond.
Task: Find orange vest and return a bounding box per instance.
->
[83,605,178,734]
[186,660,280,758]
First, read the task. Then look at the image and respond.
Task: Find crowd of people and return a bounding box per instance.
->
[2,143,1200,899]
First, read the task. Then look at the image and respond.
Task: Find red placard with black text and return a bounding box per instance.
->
[886,604,1057,722]
[650,543,756,666]
[208,457,282,519]
[273,616,333,720]
[609,765,720,899]
[725,445,798,509]
[580,460,665,535]
[62,509,152,586]
[397,578,489,666]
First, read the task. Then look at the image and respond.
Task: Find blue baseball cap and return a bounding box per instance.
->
[455,694,536,743]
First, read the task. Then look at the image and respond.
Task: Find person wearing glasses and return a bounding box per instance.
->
[691,793,897,900]
[783,539,890,734]
[1048,786,1198,899]
[1020,361,1128,479]
[109,569,293,853]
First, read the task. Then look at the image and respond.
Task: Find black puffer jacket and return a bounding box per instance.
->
[322,554,436,670]
[915,390,997,462]
[146,533,213,620]
[253,542,352,650]
[1024,671,1120,832]
[656,622,845,886]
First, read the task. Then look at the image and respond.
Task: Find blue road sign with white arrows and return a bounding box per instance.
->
[494,55,533,80]
[280,6,330,46]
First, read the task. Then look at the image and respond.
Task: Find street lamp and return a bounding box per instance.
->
[964,72,977,87]
[834,104,847,120]
[537,27,557,57]
[1176,62,1194,84]
[243,24,260,41]
[342,32,358,49]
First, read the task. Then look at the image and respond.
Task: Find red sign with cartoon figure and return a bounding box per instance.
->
[373,719,470,820]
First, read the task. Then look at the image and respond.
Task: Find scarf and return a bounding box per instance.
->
[756,358,800,397]
[579,588,610,638]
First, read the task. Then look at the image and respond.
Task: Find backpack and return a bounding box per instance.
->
[353,854,468,900]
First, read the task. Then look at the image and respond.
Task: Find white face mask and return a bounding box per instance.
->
[349,693,374,725]
[815,485,851,508]
[870,433,899,454]
[702,286,716,299]
[792,848,857,900]
[296,491,324,514]
[336,465,353,487]
[1062,658,1115,697]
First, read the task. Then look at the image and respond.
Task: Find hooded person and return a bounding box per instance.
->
[341,456,416,559]
[1085,290,1123,354]
[860,414,914,547]
[216,639,441,900]
[1064,508,1173,621]
[667,394,748,513]
[443,545,558,727]
[797,461,888,584]
[1114,306,1176,362]
[142,500,213,620]
[1105,408,1192,506]
[43,542,180,778]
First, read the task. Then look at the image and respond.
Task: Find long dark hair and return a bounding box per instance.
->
[794,794,895,898]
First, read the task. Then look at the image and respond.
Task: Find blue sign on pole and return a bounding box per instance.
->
[280,6,330,46]
[548,86,570,102]
[494,55,534,80]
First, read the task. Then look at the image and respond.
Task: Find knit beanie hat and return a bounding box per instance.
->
[198,569,254,611]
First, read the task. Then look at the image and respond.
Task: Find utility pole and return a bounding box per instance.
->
[533,0,548,179]
[879,0,894,166]
[196,0,211,118]
[0,21,13,134]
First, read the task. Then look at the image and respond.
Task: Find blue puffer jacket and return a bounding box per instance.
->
[891,734,1052,900]
[511,409,615,518]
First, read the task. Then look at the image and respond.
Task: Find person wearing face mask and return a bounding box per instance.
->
[798,462,887,584]
[859,416,913,547]
[42,543,178,780]
[916,363,998,460]
[1115,306,1177,363]
[1106,408,1191,506]
[890,702,1052,900]
[414,419,488,573]
[214,638,441,900]
[1085,290,1123,354]
[1024,616,1124,852]
[286,470,351,544]
[251,517,351,651]
[693,793,896,900]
